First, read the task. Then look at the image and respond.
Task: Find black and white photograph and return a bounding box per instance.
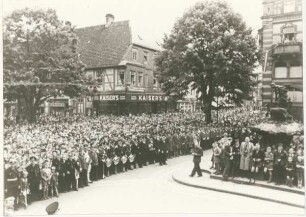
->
[1,0,305,216]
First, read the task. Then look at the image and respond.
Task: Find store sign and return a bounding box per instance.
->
[99,95,120,101]
[130,95,168,102]
[93,94,168,102]
[94,94,126,101]
[50,103,65,107]
[283,27,295,34]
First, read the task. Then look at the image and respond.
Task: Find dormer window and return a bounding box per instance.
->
[132,49,138,61]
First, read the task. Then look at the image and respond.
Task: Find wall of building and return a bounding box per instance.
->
[260,0,303,120]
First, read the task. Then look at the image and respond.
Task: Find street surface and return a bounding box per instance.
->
[15,155,304,216]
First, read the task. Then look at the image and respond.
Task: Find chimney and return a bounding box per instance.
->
[105,14,115,27]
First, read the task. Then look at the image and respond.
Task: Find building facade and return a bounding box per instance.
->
[259,0,303,119]
[177,84,201,112]
[76,14,168,115]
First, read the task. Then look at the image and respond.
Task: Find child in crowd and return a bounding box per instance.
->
[295,149,304,188]
[50,166,59,197]
[41,160,52,200]
[264,146,274,183]
[285,156,295,187]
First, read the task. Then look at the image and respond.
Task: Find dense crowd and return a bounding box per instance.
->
[211,131,304,188]
[4,108,270,211]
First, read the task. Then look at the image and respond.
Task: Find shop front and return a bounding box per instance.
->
[92,93,169,115]
[43,96,70,116]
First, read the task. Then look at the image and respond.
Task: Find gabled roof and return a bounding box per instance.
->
[76,21,132,69]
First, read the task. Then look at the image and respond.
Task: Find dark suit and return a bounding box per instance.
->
[222,145,232,179]
[26,164,41,202]
[190,146,203,176]
[65,158,75,191]
[273,150,287,184]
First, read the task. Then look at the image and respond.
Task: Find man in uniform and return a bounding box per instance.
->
[89,145,99,181]
[65,153,75,192]
[26,156,41,203]
[78,148,88,187]
[189,135,203,177]
[5,159,20,210]
[172,131,179,157]
[51,151,61,174]
[58,152,67,193]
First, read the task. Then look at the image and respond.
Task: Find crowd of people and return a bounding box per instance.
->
[210,130,304,188]
[4,107,288,212]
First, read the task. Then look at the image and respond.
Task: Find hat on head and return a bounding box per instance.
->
[29,156,37,161]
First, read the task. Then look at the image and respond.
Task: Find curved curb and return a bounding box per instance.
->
[201,169,304,195]
[172,175,305,209]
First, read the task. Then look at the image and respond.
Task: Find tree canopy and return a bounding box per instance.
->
[156,0,260,123]
[3,8,86,122]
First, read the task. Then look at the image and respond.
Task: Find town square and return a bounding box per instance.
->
[2,0,304,216]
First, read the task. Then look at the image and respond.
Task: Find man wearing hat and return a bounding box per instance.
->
[5,159,20,210]
[189,134,203,177]
[26,156,41,203]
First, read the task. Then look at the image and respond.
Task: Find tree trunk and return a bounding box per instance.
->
[27,107,37,123]
[204,101,212,124]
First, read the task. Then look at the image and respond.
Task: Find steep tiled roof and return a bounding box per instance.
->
[75,21,131,69]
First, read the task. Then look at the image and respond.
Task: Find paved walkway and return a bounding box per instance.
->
[173,150,305,209]
[13,154,304,216]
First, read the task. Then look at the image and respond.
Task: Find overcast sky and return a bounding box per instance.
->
[3,0,262,43]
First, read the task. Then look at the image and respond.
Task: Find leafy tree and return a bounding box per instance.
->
[3,8,86,122]
[156,0,260,123]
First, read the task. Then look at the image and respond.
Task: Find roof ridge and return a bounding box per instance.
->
[76,20,129,31]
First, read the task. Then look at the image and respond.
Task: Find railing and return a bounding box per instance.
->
[272,42,302,55]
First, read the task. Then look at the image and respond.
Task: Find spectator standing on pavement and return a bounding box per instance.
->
[250,143,264,184]
[222,140,232,181]
[285,156,295,187]
[239,137,253,178]
[189,134,203,177]
[295,148,304,188]
[264,146,274,183]
[273,143,287,185]
[230,139,241,178]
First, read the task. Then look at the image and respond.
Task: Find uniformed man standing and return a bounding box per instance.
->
[65,153,75,192]
[189,135,203,177]
[26,156,41,202]
[5,159,20,209]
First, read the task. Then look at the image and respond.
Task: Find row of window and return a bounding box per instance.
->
[287,89,303,103]
[274,61,302,78]
[132,48,154,65]
[94,70,158,88]
[265,0,302,15]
